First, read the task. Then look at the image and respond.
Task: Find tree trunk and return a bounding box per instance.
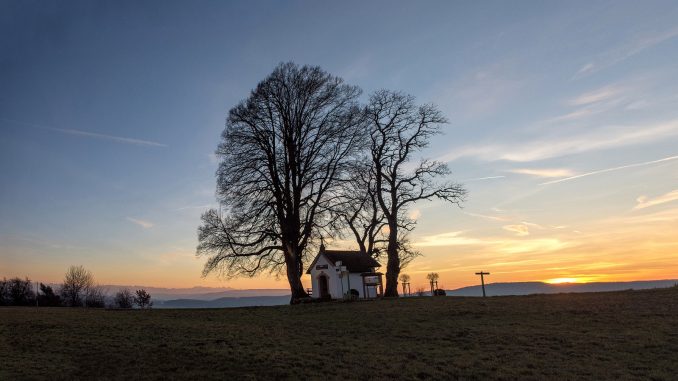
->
[383,222,400,297]
[284,249,309,304]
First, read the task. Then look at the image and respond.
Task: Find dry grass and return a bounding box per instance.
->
[1,287,677,380]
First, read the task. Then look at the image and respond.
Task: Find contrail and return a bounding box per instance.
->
[540,155,678,185]
[463,175,506,182]
[1,118,167,147]
[51,128,167,147]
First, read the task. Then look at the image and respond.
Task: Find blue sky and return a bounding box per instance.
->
[2,1,677,288]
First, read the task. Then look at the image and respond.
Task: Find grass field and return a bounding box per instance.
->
[2,287,677,380]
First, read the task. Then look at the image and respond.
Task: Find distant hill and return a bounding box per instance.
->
[96,279,678,308]
[157,295,290,308]
[446,279,678,297]
[92,286,291,301]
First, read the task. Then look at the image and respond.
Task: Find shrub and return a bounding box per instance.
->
[0,278,9,306]
[113,289,134,309]
[84,285,107,308]
[7,277,36,306]
[134,289,153,309]
[38,283,62,306]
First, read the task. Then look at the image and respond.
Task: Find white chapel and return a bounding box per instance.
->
[306,245,383,299]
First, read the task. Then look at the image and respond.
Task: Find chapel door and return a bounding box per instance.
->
[318,275,330,299]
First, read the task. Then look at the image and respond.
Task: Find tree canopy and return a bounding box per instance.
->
[198,62,365,302]
[199,64,466,301]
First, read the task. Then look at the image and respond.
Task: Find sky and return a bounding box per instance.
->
[1,0,677,290]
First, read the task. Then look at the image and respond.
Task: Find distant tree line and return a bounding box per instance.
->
[1,265,152,309]
[198,62,466,302]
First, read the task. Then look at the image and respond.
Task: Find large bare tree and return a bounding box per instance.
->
[367,90,466,297]
[335,161,386,258]
[60,265,94,307]
[197,63,364,302]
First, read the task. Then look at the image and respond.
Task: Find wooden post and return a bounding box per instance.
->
[379,273,384,297]
[402,282,411,296]
[475,271,490,297]
[362,276,367,299]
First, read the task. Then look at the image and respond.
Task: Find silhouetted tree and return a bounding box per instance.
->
[5,277,35,306]
[366,90,466,297]
[60,265,94,307]
[337,163,422,272]
[399,273,411,295]
[198,62,364,303]
[37,283,62,306]
[113,289,134,309]
[84,285,106,308]
[394,235,421,271]
[427,272,440,296]
[334,161,387,257]
[0,278,9,306]
[134,289,153,309]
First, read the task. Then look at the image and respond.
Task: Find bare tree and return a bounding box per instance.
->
[367,90,466,297]
[84,285,106,308]
[60,265,94,307]
[2,277,35,306]
[114,289,134,309]
[399,273,411,295]
[337,163,422,271]
[394,234,421,271]
[427,272,440,295]
[38,283,61,307]
[334,161,387,257]
[134,289,153,309]
[198,62,364,303]
[0,278,8,306]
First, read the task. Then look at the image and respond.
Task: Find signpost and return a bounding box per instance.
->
[475,271,490,297]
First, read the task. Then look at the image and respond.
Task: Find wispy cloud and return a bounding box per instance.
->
[568,85,625,106]
[338,54,373,81]
[173,204,214,211]
[463,211,510,222]
[540,155,678,185]
[415,231,484,247]
[442,119,678,163]
[53,128,167,147]
[415,230,569,254]
[613,207,678,224]
[574,26,678,79]
[126,217,154,229]
[509,168,575,178]
[434,61,524,120]
[634,189,678,210]
[462,175,505,182]
[503,224,530,236]
[542,80,655,125]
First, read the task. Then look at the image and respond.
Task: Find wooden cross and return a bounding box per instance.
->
[475,271,490,297]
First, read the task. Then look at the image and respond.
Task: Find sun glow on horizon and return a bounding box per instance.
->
[546,277,580,284]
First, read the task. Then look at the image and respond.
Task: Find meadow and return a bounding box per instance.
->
[2,287,677,380]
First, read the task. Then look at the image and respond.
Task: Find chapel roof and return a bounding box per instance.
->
[306,248,381,274]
